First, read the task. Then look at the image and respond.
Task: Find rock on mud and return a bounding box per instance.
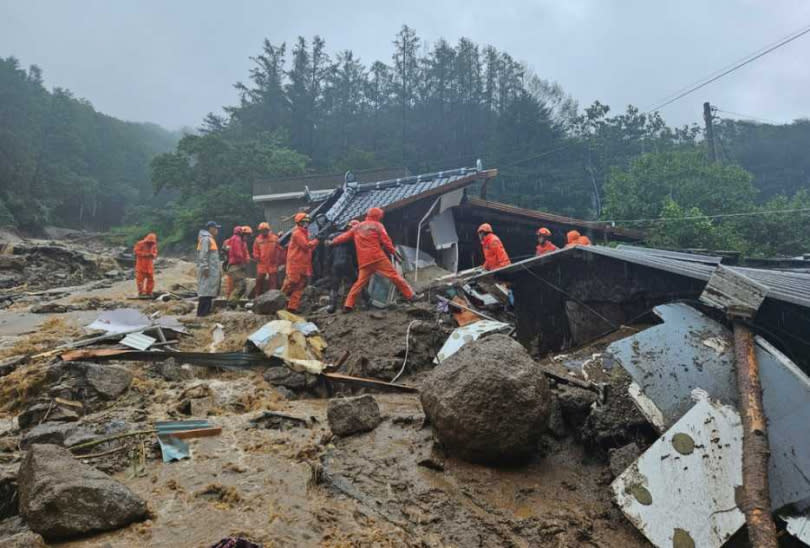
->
[420,334,551,464]
[608,442,641,477]
[327,395,382,436]
[18,444,147,540]
[46,362,132,401]
[253,289,288,315]
[20,422,89,450]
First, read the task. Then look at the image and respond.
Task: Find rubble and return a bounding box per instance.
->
[0,465,17,520]
[608,442,641,478]
[46,361,132,402]
[420,334,551,464]
[19,422,90,450]
[327,395,382,436]
[252,289,288,315]
[18,444,148,539]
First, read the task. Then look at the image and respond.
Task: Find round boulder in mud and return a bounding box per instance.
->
[420,334,551,464]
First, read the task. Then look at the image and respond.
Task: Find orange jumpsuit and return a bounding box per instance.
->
[281,226,319,311]
[535,240,558,256]
[331,209,414,309]
[480,233,511,270]
[133,233,157,295]
[253,232,281,294]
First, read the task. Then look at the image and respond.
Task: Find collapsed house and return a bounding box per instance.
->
[283,165,642,281]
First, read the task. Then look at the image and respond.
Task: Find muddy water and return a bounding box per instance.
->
[49,390,649,547]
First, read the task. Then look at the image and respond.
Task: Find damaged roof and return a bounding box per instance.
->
[253,166,410,201]
[308,167,497,235]
[475,245,810,309]
[462,198,645,242]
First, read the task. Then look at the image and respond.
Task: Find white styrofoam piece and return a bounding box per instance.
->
[434,320,511,364]
[611,398,745,548]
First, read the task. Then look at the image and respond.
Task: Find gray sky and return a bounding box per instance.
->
[2,0,809,130]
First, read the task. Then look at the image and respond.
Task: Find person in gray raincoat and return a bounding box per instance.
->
[196,221,222,316]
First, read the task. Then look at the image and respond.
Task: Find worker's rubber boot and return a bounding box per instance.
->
[327,289,338,314]
[342,306,353,314]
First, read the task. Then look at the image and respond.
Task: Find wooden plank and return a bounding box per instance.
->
[159,427,222,440]
[700,265,768,319]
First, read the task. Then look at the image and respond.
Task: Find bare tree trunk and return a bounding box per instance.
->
[733,323,777,548]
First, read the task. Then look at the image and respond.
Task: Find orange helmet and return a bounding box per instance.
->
[566,230,581,243]
[366,207,384,221]
[477,223,493,234]
[232,226,243,235]
[144,233,157,243]
[348,219,360,228]
[294,212,310,224]
[536,227,551,237]
[241,225,253,235]
[257,222,270,231]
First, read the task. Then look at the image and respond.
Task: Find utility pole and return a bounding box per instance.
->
[703,101,717,163]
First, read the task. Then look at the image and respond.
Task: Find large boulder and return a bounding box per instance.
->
[18,444,147,539]
[253,290,288,315]
[420,334,551,464]
[327,395,382,436]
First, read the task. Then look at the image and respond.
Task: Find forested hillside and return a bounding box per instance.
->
[151,26,809,256]
[0,56,180,231]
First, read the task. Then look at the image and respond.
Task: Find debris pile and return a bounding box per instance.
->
[0,231,808,547]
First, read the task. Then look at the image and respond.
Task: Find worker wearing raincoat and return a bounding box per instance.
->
[253,221,281,295]
[535,227,558,256]
[133,232,158,296]
[196,221,221,317]
[329,207,415,312]
[565,230,592,248]
[281,213,319,312]
[223,226,250,304]
[477,223,511,270]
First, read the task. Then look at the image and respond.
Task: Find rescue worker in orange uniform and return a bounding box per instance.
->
[328,207,416,312]
[133,233,158,296]
[253,222,281,295]
[535,227,558,256]
[477,223,511,270]
[281,213,320,312]
[565,230,592,248]
[223,226,250,303]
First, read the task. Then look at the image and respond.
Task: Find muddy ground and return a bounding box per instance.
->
[0,237,652,547]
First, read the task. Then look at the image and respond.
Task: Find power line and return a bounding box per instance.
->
[645,23,810,113]
[715,109,781,125]
[605,207,810,225]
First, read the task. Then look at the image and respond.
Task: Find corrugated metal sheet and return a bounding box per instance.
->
[615,245,723,265]
[481,246,810,309]
[120,332,157,351]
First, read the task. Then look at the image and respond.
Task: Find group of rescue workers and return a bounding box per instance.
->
[133,206,592,318]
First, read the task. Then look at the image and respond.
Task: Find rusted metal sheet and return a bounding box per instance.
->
[611,397,745,548]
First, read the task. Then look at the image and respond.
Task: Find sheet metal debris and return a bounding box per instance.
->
[155,419,220,463]
[611,396,745,548]
[119,332,157,351]
[86,308,188,335]
[434,319,511,364]
[609,302,810,510]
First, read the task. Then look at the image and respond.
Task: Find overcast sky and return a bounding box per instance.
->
[2,0,809,130]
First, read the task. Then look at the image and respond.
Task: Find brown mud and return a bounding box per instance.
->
[0,238,652,547]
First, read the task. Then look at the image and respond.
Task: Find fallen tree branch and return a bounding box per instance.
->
[68,429,157,452]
